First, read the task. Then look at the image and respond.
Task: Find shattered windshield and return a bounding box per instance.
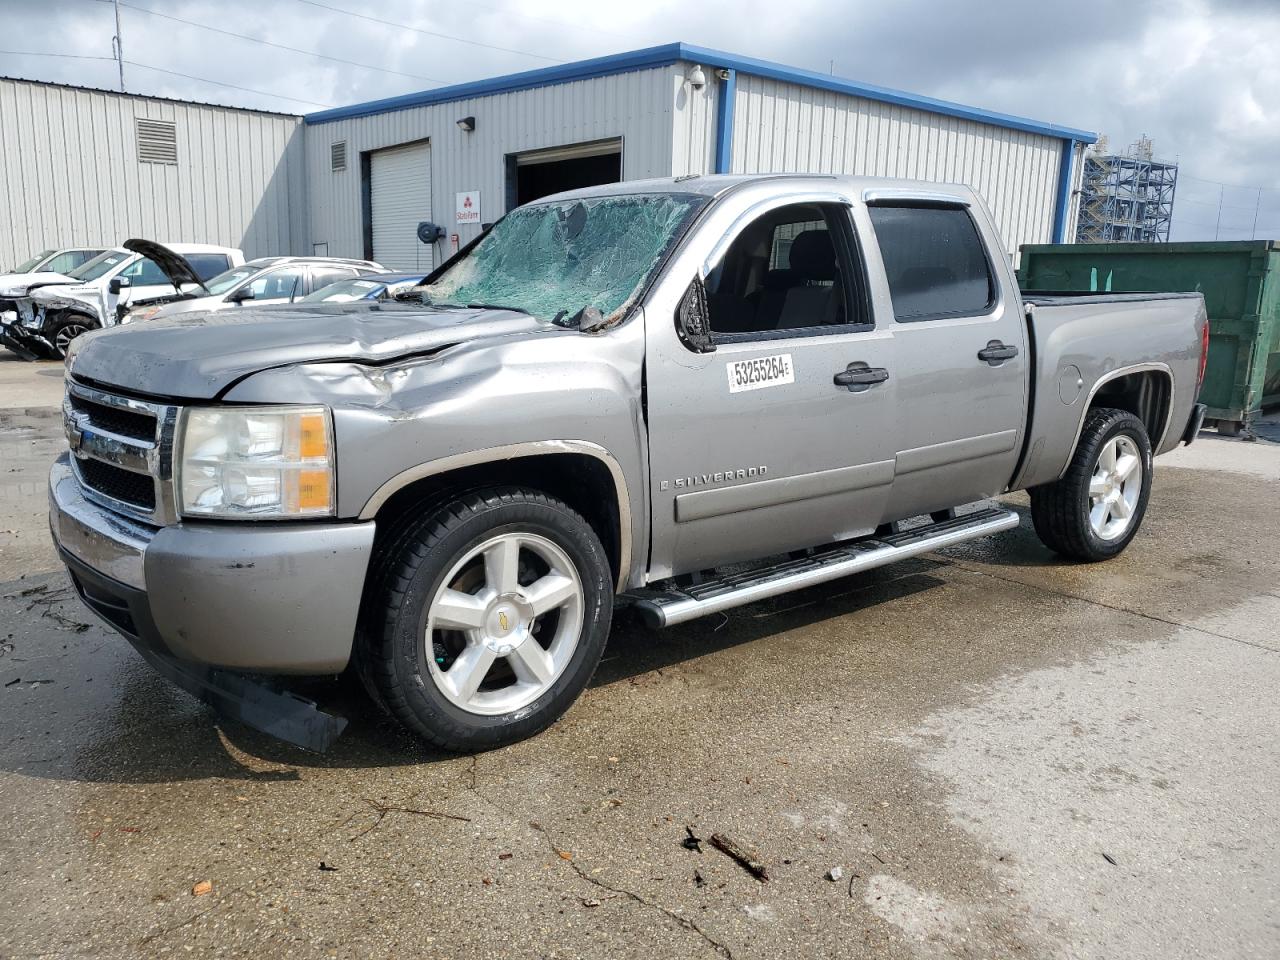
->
[417,193,706,324]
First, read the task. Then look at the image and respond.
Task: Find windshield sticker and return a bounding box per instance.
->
[727,354,795,394]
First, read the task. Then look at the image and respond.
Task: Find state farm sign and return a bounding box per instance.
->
[456,191,481,225]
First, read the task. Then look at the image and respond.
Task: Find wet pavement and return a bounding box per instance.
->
[1,350,1278,959]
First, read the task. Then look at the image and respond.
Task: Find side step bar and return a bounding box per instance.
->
[629,506,1019,628]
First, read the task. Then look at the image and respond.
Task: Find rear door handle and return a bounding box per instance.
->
[834,362,890,392]
[977,340,1019,365]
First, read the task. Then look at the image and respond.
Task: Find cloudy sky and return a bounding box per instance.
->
[4,0,1278,240]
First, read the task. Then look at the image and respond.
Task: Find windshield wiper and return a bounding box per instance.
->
[467,302,530,315]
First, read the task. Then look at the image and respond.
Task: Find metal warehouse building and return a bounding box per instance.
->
[305,43,1097,271]
[2,43,1096,272]
[0,77,306,270]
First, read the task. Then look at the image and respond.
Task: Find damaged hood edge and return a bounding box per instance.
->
[68,302,552,400]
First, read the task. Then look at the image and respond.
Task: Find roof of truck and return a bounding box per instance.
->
[534,173,977,205]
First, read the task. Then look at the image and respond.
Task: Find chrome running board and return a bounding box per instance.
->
[630,506,1019,627]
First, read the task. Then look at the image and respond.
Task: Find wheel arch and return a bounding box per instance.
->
[1061,363,1173,479]
[358,441,632,589]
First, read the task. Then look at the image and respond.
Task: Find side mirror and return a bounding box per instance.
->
[228,286,255,303]
[675,277,714,353]
[108,276,131,296]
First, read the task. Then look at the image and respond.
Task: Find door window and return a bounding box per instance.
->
[120,257,172,286]
[704,203,867,338]
[46,251,87,274]
[308,266,359,293]
[246,266,306,301]
[867,205,995,322]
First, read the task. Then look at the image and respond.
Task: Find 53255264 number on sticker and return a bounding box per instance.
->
[727,354,794,394]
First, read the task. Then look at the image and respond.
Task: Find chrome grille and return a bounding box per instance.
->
[63,382,179,525]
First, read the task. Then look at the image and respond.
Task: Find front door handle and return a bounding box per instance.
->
[834,362,890,392]
[977,340,1019,365]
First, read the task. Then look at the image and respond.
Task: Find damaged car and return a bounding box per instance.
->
[0,247,107,353]
[4,241,242,359]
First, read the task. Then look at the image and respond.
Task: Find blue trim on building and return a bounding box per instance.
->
[714,68,737,174]
[305,42,1098,145]
[1051,139,1076,243]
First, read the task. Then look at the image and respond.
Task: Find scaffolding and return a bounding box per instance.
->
[1075,136,1178,243]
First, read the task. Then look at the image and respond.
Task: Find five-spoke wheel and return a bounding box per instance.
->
[358,487,613,752]
[427,532,584,715]
[1031,407,1153,561]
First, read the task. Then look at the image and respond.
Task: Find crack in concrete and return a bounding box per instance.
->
[461,755,734,959]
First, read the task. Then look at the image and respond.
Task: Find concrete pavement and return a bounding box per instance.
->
[1,353,1277,959]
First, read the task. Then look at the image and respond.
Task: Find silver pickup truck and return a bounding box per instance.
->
[49,174,1209,752]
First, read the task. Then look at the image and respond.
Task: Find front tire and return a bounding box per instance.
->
[358,487,613,752]
[49,314,97,358]
[1030,407,1153,562]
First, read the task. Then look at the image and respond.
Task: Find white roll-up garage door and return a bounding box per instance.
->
[370,141,433,272]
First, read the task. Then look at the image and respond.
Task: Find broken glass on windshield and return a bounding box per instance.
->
[418,193,706,325]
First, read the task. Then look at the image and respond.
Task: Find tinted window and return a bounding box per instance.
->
[867,205,994,322]
[704,203,864,336]
[14,250,54,272]
[185,254,232,281]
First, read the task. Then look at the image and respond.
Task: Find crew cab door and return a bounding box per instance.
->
[863,196,1028,520]
[644,195,898,579]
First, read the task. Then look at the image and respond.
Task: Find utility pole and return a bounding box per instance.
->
[111,0,125,92]
[1251,187,1262,240]
[1214,183,1223,241]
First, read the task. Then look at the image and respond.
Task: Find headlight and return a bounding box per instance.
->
[178,406,335,519]
[0,287,25,297]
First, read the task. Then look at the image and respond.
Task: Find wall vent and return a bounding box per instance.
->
[331,141,348,172]
[135,118,178,165]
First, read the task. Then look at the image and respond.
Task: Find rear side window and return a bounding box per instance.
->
[184,254,232,281]
[867,205,994,322]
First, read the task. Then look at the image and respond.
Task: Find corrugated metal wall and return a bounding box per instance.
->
[0,78,306,269]
[725,73,1066,257]
[305,67,676,259]
[670,67,718,177]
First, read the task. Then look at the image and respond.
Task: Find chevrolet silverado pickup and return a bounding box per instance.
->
[49,175,1209,752]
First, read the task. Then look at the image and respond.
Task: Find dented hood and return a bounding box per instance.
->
[68,301,548,400]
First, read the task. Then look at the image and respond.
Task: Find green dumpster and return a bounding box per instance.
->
[1018,240,1280,435]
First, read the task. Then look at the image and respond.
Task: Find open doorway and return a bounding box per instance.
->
[506,138,622,211]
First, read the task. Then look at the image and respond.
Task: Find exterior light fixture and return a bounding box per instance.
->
[457,116,476,132]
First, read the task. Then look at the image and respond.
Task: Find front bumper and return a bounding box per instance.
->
[49,453,377,674]
[0,310,51,360]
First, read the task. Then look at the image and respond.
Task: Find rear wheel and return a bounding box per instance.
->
[1030,407,1153,562]
[358,487,613,752]
[49,314,96,358]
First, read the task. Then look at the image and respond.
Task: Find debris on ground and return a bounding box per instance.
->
[498,852,513,861]
[694,870,706,888]
[582,897,601,907]
[709,832,769,882]
[1102,852,1117,865]
[681,826,703,853]
[827,866,844,882]
[318,862,338,872]
[191,880,213,896]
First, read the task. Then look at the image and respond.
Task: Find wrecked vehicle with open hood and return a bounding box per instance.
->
[49,175,1209,753]
[1,240,242,359]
